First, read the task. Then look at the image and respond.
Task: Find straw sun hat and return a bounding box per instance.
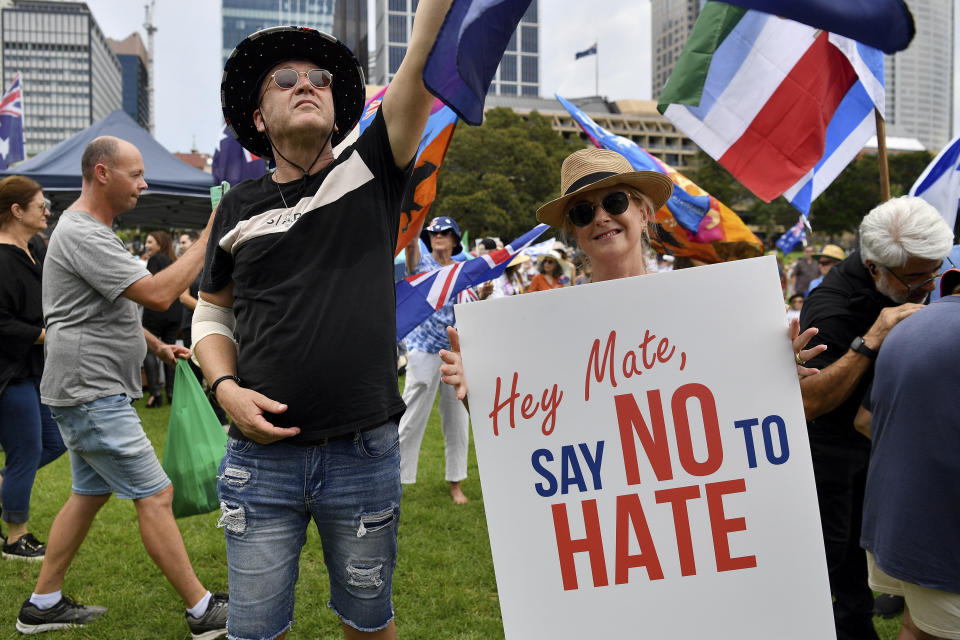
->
[813,244,845,262]
[535,148,674,227]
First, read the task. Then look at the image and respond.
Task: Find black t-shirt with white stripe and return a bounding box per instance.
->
[201,109,410,444]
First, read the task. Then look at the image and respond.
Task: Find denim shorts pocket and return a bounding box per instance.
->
[227,437,255,454]
[356,422,399,459]
[85,394,130,413]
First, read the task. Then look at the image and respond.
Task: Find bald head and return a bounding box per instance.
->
[82,136,120,182]
[77,136,147,215]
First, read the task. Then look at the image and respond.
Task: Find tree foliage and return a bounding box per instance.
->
[434,108,576,240]
[688,149,935,238]
[809,150,933,234]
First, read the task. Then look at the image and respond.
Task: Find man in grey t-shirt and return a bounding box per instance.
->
[16,136,228,638]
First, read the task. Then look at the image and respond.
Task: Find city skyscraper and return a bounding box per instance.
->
[109,32,150,130]
[373,0,539,97]
[650,0,702,99]
[221,0,341,71]
[0,0,122,156]
[333,0,366,76]
[884,0,954,152]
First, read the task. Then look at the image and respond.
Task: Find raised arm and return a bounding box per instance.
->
[800,303,923,419]
[381,0,454,168]
[124,211,214,311]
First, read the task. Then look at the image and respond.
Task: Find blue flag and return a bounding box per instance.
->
[776,216,809,254]
[910,133,960,234]
[575,43,596,60]
[0,73,25,170]
[212,124,267,186]
[423,0,533,125]
[720,0,914,54]
[556,94,710,233]
[395,223,548,340]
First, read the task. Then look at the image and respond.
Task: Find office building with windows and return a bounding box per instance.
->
[650,0,702,99]
[884,0,953,152]
[221,0,353,71]
[373,0,539,97]
[332,0,366,75]
[108,32,149,130]
[0,0,121,155]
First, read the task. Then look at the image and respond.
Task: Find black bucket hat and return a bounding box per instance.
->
[221,26,366,159]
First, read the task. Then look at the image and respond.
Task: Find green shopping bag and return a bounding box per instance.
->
[162,359,228,518]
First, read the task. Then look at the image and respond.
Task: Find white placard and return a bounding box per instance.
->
[455,256,835,639]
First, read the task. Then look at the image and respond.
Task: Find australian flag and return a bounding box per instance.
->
[776,216,809,254]
[423,0,534,125]
[212,124,267,185]
[575,43,597,60]
[0,74,25,170]
[395,223,549,340]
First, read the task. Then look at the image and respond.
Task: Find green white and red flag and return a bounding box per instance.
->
[657,2,885,214]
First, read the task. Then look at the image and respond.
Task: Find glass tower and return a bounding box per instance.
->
[884,0,954,152]
[0,0,122,156]
[109,33,150,130]
[221,0,337,70]
[650,0,703,99]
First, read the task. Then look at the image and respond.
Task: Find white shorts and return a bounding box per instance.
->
[867,551,960,639]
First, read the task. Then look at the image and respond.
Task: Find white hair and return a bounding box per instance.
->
[859,196,954,267]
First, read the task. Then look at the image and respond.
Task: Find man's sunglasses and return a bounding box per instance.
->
[567,191,630,227]
[269,68,333,90]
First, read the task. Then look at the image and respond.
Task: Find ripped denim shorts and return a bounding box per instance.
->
[216,420,401,640]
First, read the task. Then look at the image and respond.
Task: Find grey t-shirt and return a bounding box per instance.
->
[41,210,150,406]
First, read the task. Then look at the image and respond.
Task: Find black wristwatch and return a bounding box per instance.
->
[849,336,878,361]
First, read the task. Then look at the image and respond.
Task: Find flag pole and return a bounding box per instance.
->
[18,73,25,161]
[874,108,891,201]
[594,41,599,96]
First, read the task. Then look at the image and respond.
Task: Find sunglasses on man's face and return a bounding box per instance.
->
[269,68,333,91]
[567,191,631,227]
[429,229,454,237]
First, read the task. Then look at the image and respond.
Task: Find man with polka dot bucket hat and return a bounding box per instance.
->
[192,4,454,638]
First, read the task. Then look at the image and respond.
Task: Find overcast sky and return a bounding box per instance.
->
[80,0,649,155]
[81,0,955,157]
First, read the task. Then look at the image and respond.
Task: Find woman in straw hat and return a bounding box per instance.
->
[527,250,565,293]
[438,148,826,399]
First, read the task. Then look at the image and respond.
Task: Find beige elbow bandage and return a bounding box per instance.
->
[191,297,237,364]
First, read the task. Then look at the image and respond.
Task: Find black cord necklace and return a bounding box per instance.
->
[264,123,336,210]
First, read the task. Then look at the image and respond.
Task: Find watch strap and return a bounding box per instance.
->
[850,336,878,360]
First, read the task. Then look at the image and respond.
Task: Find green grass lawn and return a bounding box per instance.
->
[0,380,901,639]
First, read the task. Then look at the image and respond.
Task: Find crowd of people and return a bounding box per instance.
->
[0,5,957,640]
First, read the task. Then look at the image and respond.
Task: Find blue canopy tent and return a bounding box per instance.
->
[1,110,216,228]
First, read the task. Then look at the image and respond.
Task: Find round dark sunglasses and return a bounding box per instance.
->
[270,68,333,90]
[567,191,630,227]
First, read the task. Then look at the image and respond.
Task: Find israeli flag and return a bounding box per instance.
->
[910,134,960,234]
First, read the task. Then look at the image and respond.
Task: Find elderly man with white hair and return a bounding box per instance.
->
[798,195,955,640]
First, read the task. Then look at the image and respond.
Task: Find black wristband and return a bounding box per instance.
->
[210,375,240,396]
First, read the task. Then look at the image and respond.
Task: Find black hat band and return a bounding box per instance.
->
[564,171,617,195]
